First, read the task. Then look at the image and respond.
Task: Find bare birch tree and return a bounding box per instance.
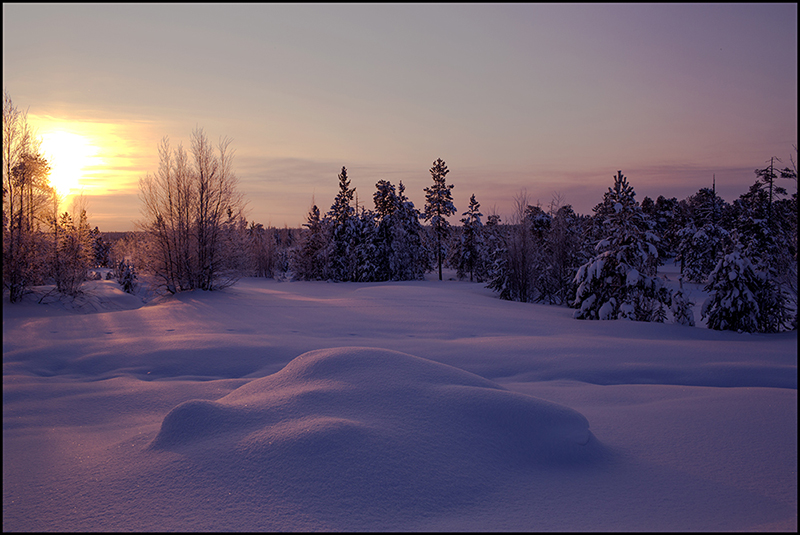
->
[138,128,246,293]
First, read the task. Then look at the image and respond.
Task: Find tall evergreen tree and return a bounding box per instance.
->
[573,171,669,321]
[391,181,428,280]
[727,170,796,331]
[350,207,378,282]
[423,158,456,281]
[292,204,330,280]
[483,212,506,291]
[327,166,356,281]
[373,179,400,281]
[675,185,731,282]
[455,194,484,282]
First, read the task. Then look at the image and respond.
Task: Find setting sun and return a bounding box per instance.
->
[38,130,99,199]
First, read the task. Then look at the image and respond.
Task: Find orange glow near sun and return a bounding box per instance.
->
[27,114,153,212]
[38,129,100,199]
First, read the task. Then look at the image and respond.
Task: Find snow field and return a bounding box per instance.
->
[3,269,797,531]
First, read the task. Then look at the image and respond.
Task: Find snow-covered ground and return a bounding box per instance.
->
[3,263,797,531]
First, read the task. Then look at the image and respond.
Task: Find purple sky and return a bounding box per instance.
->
[3,3,797,230]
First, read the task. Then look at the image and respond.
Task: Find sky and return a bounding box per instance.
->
[3,3,797,231]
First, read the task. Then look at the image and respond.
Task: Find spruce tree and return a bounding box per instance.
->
[423,158,456,280]
[573,171,669,321]
[392,181,428,280]
[327,166,356,281]
[702,245,763,333]
[675,222,730,283]
[456,194,484,282]
[293,204,330,280]
[350,207,378,282]
[373,180,400,281]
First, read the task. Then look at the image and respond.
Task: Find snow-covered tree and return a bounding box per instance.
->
[246,222,276,278]
[391,182,429,281]
[349,208,379,282]
[675,222,730,283]
[455,194,485,282]
[423,158,456,281]
[671,289,695,326]
[701,246,765,333]
[730,171,797,330]
[292,204,330,281]
[642,195,682,258]
[51,209,94,296]
[370,179,428,281]
[573,171,670,321]
[373,179,401,281]
[327,166,356,281]
[116,259,138,294]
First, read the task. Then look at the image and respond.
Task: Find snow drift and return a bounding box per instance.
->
[150,347,603,512]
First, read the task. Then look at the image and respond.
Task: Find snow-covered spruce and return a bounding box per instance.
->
[675,222,729,284]
[573,171,670,321]
[701,247,762,333]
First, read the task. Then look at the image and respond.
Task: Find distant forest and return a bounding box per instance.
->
[3,94,797,333]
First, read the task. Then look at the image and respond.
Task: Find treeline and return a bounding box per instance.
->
[3,92,797,333]
[241,160,796,334]
[129,130,796,333]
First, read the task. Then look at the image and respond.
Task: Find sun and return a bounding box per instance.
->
[38,130,98,199]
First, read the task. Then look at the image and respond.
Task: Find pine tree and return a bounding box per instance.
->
[423,158,456,281]
[525,204,553,301]
[485,213,514,301]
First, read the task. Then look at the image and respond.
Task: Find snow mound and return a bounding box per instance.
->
[150,347,601,515]
[151,348,598,478]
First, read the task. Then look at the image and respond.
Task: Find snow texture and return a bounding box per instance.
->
[3,263,797,531]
